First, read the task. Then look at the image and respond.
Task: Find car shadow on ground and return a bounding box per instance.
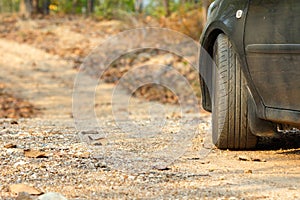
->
[256,132,300,151]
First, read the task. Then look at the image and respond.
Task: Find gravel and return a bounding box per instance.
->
[0,21,299,199]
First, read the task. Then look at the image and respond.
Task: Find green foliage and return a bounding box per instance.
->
[54,0,86,14]
[56,0,72,13]
[95,0,135,19]
[0,0,205,19]
[145,1,165,17]
[0,0,20,13]
[144,1,165,18]
[144,0,200,18]
[50,0,136,17]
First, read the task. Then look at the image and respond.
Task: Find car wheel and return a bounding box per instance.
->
[212,34,257,149]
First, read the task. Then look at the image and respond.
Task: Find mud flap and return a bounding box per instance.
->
[248,89,278,137]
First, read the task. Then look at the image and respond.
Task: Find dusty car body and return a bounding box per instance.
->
[199,0,300,149]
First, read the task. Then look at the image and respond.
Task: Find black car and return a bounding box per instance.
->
[199,0,300,149]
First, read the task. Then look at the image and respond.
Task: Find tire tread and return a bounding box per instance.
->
[212,34,257,149]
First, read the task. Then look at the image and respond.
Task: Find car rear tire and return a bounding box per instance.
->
[212,34,257,149]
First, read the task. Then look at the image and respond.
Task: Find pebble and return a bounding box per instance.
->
[38,192,68,200]
[6,148,15,155]
[16,192,33,200]
[13,161,28,167]
[0,129,11,134]
[244,169,253,174]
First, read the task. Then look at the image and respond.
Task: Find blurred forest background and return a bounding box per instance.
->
[0,0,211,39]
[0,0,211,118]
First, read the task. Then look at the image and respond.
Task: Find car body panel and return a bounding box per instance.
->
[200,0,265,117]
[244,0,300,113]
[199,0,300,126]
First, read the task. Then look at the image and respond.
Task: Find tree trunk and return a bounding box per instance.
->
[0,0,2,13]
[42,0,50,15]
[202,0,209,28]
[72,0,77,14]
[9,0,13,12]
[163,0,170,17]
[32,0,39,14]
[19,0,32,17]
[134,0,143,13]
[87,0,94,15]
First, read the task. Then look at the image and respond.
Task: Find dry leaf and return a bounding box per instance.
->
[88,136,108,146]
[24,149,48,158]
[238,155,266,162]
[238,155,251,161]
[9,184,42,195]
[4,143,17,148]
[152,164,171,171]
[251,158,267,162]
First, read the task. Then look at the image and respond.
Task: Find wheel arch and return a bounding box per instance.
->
[200,26,264,117]
[199,27,226,112]
[199,30,277,137]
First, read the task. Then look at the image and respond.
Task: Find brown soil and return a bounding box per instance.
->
[0,15,299,200]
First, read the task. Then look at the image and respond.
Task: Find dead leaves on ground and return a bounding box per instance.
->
[0,83,39,119]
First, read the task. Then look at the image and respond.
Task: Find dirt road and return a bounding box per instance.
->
[0,25,300,199]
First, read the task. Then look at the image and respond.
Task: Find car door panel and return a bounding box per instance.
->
[244,0,300,111]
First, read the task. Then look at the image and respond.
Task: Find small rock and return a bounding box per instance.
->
[186,157,200,160]
[16,192,33,200]
[79,130,99,135]
[0,129,11,134]
[14,161,28,167]
[10,120,18,125]
[94,162,107,168]
[103,167,111,171]
[244,169,253,174]
[162,53,174,64]
[200,161,210,164]
[73,152,90,158]
[38,192,68,200]
[153,165,171,171]
[137,52,151,62]
[6,148,16,155]
[90,137,108,146]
